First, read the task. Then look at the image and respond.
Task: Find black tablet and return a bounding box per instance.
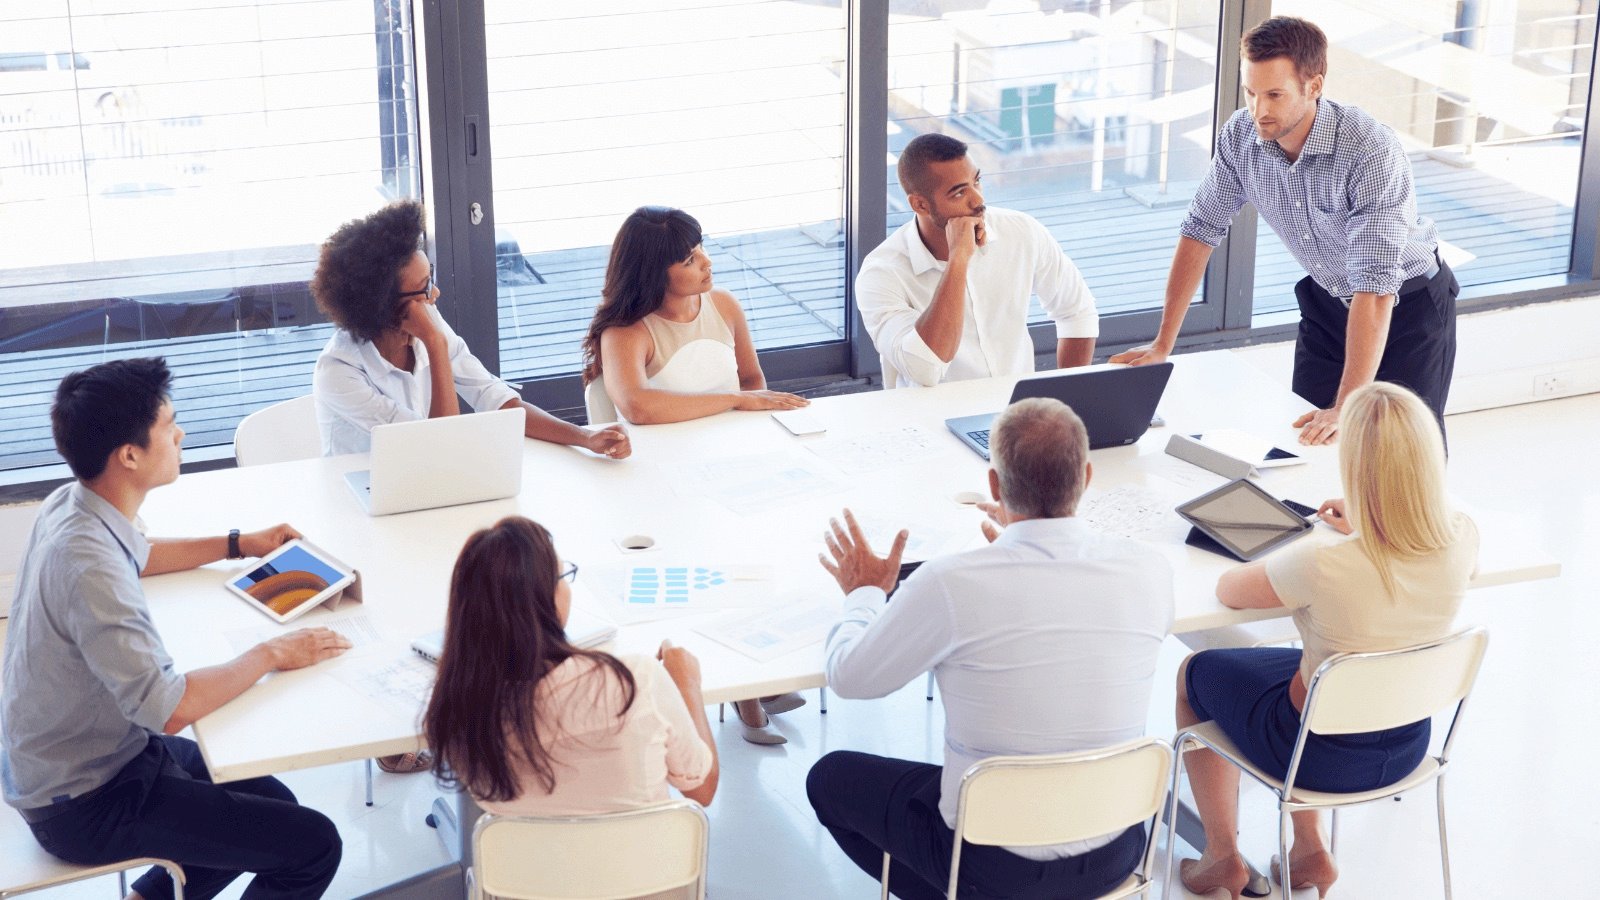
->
[1175,479,1313,561]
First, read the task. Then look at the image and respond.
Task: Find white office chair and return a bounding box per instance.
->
[233,395,320,467]
[1,809,186,899]
[881,737,1172,900]
[584,377,620,426]
[1163,626,1490,900]
[469,800,709,900]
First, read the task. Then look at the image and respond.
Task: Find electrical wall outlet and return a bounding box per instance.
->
[1534,374,1565,397]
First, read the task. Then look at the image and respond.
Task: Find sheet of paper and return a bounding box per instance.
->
[672,452,845,516]
[848,508,978,563]
[694,603,837,663]
[332,652,435,718]
[225,613,385,655]
[622,564,773,609]
[1142,452,1230,494]
[1078,484,1180,541]
[805,425,947,475]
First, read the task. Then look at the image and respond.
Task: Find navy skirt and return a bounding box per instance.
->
[1185,648,1430,793]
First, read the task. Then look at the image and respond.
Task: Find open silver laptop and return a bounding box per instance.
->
[344,407,524,516]
[945,363,1174,460]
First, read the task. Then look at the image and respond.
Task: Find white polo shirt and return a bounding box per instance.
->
[856,207,1099,389]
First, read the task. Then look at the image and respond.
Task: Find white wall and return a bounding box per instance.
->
[1230,294,1600,413]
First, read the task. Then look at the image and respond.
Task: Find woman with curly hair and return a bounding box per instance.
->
[580,205,807,424]
[310,200,630,460]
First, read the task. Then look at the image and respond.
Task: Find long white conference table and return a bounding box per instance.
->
[138,350,1557,898]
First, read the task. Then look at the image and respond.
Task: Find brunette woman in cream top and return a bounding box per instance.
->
[581,206,808,424]
[423,517,718,817]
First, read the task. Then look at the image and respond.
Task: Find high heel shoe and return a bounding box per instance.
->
[1270,852,1337,898]
[1178,857,1249,900]
[735,700,786,745]
[758,692,806,715]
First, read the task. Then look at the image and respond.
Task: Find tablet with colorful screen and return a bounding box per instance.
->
[223,539,357,624]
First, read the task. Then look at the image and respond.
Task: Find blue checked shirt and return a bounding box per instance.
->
[1180,98,1438,301]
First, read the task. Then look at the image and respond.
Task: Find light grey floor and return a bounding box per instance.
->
[8,391,1596,899]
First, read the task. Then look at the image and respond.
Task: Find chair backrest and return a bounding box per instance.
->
[471,801,709,900]
[584,378,619,426]
[954,737,1172,849]
[233,395,320,467]
[1303,627,1490,737]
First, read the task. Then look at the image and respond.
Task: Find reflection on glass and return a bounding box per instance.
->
[887,0,1222,317]
[0,1,422,471]
[1253,1,1592,315]
[484,2,849,382]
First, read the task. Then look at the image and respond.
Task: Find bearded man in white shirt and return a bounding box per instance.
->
[857,133,1100,388]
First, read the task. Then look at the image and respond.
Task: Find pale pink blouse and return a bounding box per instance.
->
[477,653,712,817]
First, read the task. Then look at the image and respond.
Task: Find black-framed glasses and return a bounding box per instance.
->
[558,561,579,584]
[396,270,436,300]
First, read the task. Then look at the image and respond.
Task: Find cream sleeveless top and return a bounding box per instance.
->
[640,295,740,394]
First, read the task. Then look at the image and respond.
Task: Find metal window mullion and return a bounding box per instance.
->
[1209,0,1271,333]
[845,0,889,381]
[1570,17,1600,280]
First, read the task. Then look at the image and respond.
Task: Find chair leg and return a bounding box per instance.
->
[925,671,934,701]
[1160,738,1188,900]
[819,687,828,714]
[1277,803,1293,900]
[365,758,374,807]
[119,870,128,896]
[879,851,891,900]
[1436,774,1453,900]
[1330,807,1339,860]
[718,703,724,723]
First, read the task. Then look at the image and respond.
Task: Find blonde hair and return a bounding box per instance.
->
[1339,383,1460,595]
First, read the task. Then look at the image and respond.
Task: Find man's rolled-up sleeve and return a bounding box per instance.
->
[855,265,950,388]
[1179,125,1248,248]
[1027,217,1099,339]
[1343,142,1412,299]
[63,566,187,733]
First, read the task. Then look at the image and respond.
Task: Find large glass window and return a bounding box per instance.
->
[482,1,848,383]
[886,0,1221,320]
[1252,0,1595,316]
[0,0,421,472]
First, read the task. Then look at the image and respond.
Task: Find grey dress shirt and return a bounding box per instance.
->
[1,483,187,811]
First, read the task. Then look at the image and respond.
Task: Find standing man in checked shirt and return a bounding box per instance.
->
[1113,16,1459,444]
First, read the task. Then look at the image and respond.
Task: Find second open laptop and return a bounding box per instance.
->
[945,363,1175,460]
[344,407,524,516]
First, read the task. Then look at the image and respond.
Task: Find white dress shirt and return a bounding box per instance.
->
[855,207,1099,389]
[824,517,1173,859]
[313,306,520,456]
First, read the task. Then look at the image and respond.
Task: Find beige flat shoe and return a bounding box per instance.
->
[376,751,433,774]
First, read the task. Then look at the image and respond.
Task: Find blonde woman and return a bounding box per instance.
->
[1174,382,1478,899]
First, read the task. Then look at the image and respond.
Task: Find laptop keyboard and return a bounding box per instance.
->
[966,430,990,449]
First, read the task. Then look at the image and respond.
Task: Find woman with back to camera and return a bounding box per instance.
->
[423,516,718,821]
[1174,382,1479,898]
[579,205,810,744]
[310,199,631,460]
[580,205,809,425]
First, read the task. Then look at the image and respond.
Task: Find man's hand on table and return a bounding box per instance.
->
[818,508,908,595]
[976,500,1007,543]
[1293,407,1341,445]
[261,628,351,671]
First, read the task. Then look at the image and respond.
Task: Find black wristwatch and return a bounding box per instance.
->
[227,529,244,560]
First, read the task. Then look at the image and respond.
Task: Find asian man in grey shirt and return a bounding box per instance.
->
[0,358,352,900]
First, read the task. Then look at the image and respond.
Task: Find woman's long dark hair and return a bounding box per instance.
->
[580,206,703,384]
[423,516,636,802]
